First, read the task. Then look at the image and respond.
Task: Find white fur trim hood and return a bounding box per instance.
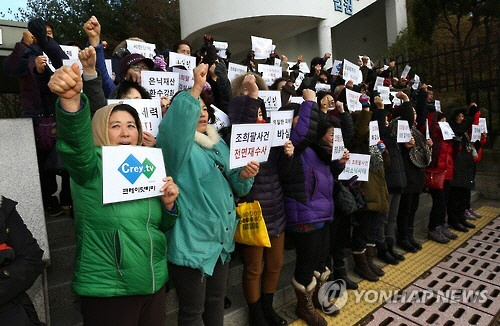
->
[194,124,221,149]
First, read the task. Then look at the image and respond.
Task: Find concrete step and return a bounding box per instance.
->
[45,214,75,249]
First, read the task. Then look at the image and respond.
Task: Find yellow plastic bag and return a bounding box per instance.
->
[234,201,271,247]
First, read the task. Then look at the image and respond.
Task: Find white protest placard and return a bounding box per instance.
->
[251,36,273,60]
[293,72,305,90]
[374,76,384,91]
[426,118,431,140]
[401,65,411,78]
[338,153,371,182]
[63,59,83,74]
[213,41,228,59]
[212,104,231,131]
[60,45,79,60]
[270,110,293,147]
[274,58,281,67]
[434,100,441,112]
[471,125,481,142]
[397,120,412,143]
[378,86,391,105]
[438,121,455,140]
[391,92,402,107]
[107,99,162,137]
[105,59,113,78]
[172,67,194,91]
[258,63,282,87]
[299,62,310,74]
[315,83,331,93]
[141,70,179,100]
[342,59,362,84]
[412,74,420,90]
[369,120,380,146]
[289,96,304,104]
[346,88,362,112]
[126,40,156,59]
[259,90,282,112]
[168,52,196,70]
[383,65,389,71]
[102,146,166,204]
[228,62,247,81]
[479,118,488,134]
[332,128,345,161]
[230,123,273,169]
[332,60,343,75]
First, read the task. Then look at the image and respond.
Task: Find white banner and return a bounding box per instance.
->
[168,52,196,71]
[102,146,166,204]
[471,125,481,142]
[401,64,411,78]
[270,110,293,147]
[251,36,273,60]
[369,120,380,146]
[126,40,156,59]
[230,123,273,169]
[258,63,282,86]
[479,118,488,133]
[212,104,230,131]
[342,59,362,84]
[141,71,179,100]
[397,120,412,143]
[172,67,194,91]
[332,128,345,161]
[346,88,362,112]
[107,99,162,137]
[438,121,455,140]
[259,90,282,112]
[338,153,371,182]
[228,62,248,81]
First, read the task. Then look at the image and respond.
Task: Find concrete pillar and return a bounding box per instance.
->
[318,18,333,66]
[385,0,408,45]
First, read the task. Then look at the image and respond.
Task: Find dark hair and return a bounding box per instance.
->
[116,80,151,99]
[173,39,191,53]
[200,90,215,123]
[270,77,288,90]
[111,104,142,131]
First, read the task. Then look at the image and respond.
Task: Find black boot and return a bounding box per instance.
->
[365,245,385,277]
[386,238,405,261]
[398,238,418,253]
[261,293,287,326]
[408,228,422,250]
[224,296,232,309]
[352,249,379,282]
[376,242,399,265]
[333,263,358,290]
[248,298,270,326]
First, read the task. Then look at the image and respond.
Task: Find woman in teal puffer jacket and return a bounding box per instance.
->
[48,61,179,326]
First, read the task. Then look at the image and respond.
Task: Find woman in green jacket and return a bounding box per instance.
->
[157,64,258,326]
[48,63,179,326]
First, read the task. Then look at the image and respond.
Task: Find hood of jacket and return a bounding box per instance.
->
[91,103,143,146]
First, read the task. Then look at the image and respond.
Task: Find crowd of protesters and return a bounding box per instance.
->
[2,14,488,326]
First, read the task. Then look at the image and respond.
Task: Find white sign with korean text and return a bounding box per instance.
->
[369,120,380,146]
[251,36,273,60]
[293,72,305,90]
[259,90,282,112]
[338,153,371,182]
[105,59,113,78]
[374,76,384,91]
[107,99,162,137]
[141,71,179,100]
[258,64,282,87]
[401,65,411,78]
[126,40,156,59]
[213,41,228,59]
[168,52,196,71]
[289,96,304,104]
[315,83,331,92]
[346,88,362,112]
[332,128,345,161]
[274,58,281,67]
[412,74,420,90]
[230,123,273,169]
[60,45,79,60]
[378,86,391,105]
[63,59,83,75]
[102,146,166,204]
[299,62,310,74]
[438,122,455,140]
[397,120,412,143]
[342,59,362,84]
[479,118,488,133]
[471,125,481,142]
[435,100,441,112]
[270,110,293,147]
[172,67,194,91]
[212,104,230,131]
[228,62,247,81]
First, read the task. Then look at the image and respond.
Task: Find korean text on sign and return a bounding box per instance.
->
[141,71,179,100]
[259,90,282,112]
[126,40,156,59]
[270,110,293,147]
[332,128,345,161]
[338,153,371,182]
[107,99,162,137]
[397,120,412,143]
[230,123,274,169]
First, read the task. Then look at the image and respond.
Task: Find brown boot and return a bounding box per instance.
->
[313,267,340,316]
[352,249,379,282]
[292,277,327,326]
[365,245,385,277]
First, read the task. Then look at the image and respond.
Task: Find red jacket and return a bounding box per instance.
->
[427,112,454,180]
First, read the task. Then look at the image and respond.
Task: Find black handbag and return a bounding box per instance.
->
[334,176,367,215]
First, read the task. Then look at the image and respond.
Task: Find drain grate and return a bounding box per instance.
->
[413,267,500,316]
[360,308,418,326]
[437,252,500,286]
[471,228,500,246]
[383,285,495,326]
[456,239,500,261]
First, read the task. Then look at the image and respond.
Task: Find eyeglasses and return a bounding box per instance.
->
[130,65,149,71]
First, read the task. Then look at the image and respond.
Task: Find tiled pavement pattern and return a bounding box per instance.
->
[288,203,500,326]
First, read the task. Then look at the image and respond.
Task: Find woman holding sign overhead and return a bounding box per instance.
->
[48,63,179,326]
[156,64,258,326]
